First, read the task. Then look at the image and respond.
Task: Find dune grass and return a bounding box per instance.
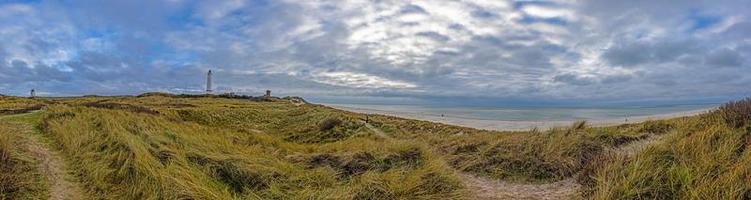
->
[35,99,465,199]
[1,94,748,199]
[365,114,650,183]
[0,120,48,200]
[580,99,751,199]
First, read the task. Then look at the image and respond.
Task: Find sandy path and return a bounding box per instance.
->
[26,135,85,200]
[2,114,85,200]
[461,174,579,200]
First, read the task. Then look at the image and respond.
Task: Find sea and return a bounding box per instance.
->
[321,103,719,121]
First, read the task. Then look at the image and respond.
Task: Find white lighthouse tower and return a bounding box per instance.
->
[206,70,213,94]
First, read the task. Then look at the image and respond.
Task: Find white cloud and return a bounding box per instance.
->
[522,5,576,21]
[313,71,417,89]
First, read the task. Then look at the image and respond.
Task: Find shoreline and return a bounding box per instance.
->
[330,105,716,131]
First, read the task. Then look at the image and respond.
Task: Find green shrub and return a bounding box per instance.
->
[319,117,343,131]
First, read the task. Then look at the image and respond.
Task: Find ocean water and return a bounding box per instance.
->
[324,103,718,121]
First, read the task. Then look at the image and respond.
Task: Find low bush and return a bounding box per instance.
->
[319,117,343,131]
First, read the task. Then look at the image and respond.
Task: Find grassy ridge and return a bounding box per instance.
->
[37,98,465,199]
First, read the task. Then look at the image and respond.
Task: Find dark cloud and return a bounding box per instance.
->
[602,39,700,67]
[601,74,633,84]
[553,73,594,86]
[416,31,450,42]
[724,21,751,39]
[400,4,427,14]
[471,9,495,19]
[705,48,744,67]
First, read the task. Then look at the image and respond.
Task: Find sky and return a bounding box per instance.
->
[0,0,750,105]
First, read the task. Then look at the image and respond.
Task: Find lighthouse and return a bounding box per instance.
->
[206,70,213,94]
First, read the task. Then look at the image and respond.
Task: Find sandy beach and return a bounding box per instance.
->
[330,105,716,131]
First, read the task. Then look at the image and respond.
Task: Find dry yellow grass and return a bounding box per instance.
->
[1,94,748,199]
[1,120,49,200]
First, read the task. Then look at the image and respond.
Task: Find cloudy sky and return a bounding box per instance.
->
[0,0,749,105]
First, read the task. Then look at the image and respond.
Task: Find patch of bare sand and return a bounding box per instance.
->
[461,173,579,200]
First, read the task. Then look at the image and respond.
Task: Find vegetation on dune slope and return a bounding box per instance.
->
[367,115,651,183]
[1,94,748,199]
[0,121,48,200]
[37,102,464,199]
[581,99,751,199]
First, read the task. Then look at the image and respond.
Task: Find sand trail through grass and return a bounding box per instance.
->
[460,130,669,199]
[25,133,85,200]
[2,113,85,200]
[460,173,579,200]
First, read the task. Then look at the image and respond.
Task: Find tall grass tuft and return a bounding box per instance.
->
[719,97,751,128]
[572,120,587,131]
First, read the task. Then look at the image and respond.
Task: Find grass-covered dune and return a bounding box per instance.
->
[0,94,749,199]
[581,99,751,199]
